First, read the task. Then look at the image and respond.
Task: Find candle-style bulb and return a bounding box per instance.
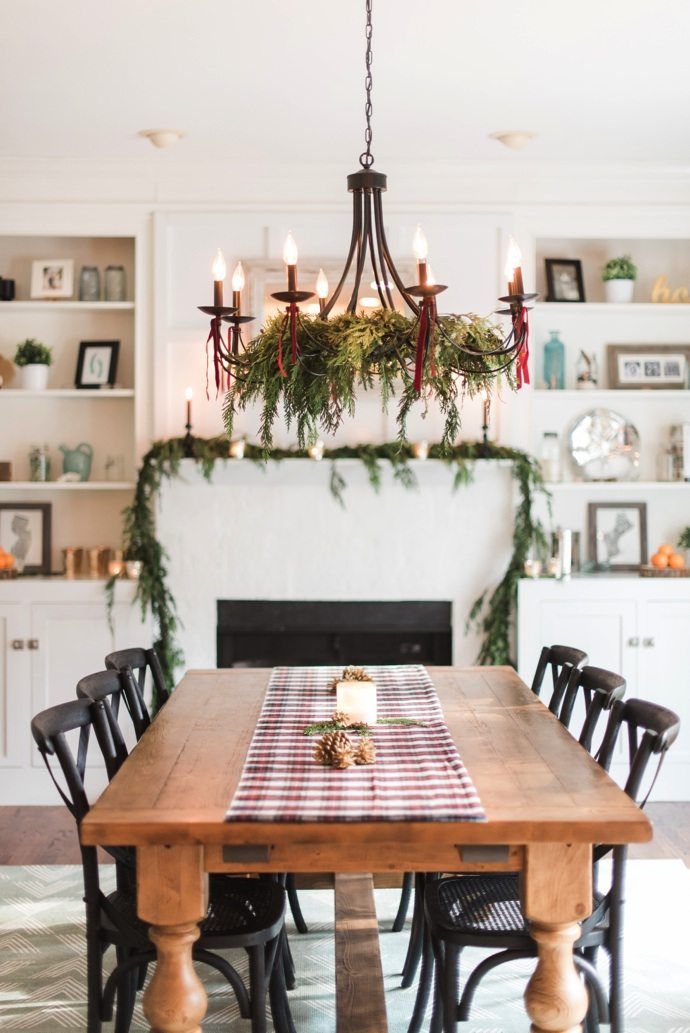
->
[283,232,298,266]
[426,264,436,287]
[231,261,245,292]
[185,386,193,401]
[504,235,522,280]
[413,224,428,262]
[316,268,329,299]
[212,249,227,281]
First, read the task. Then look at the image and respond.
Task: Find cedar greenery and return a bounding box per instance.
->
[222,309,515,451]
[115,436,547,701]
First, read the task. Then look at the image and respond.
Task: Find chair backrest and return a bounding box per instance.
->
[597,698,681,804]
[105,645,169,717]
[76,670,135,774]
[557,665,626,752]
[530,644,588,709]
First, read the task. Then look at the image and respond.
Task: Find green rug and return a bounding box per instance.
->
[1,861,689,1031]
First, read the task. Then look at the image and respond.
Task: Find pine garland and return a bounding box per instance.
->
[115,436,547,706]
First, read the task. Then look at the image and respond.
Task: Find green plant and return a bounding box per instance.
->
[602,255,637,282]
[223,309,515,452]
[114,435,548,708]
[678,528,690,550]
[13,339,52,366]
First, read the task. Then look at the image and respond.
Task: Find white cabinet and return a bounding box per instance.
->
[518,577,690,801]
[0,580,149,803]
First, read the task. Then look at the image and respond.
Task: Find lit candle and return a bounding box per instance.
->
[185,386,193,427]
[212,249,226,307]
[504,236,524,296]
[411,440,429,460]
[229,438,246,459]
[482,389,491,430]
[316,268,329,313]
[413,224,429,287]
[307,440,325,461]
[336,678,377,725]
[231,261,245,313]
[283,232,298,293]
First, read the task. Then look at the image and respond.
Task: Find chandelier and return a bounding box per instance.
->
[198,0,535,448]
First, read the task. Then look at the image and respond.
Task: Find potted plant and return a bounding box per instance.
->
[679,527,690,566]
[14,339,52,390]
[602,254,637,303]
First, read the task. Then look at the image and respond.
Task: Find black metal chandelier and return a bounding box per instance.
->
[198,0,535,400]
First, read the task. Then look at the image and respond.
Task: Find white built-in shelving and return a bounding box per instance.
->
[0,481,135,491]
[0,300,134,313]
[0,388,134,398]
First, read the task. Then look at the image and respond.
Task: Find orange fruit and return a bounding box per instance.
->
[669,552,686,570]
[651,552,669,569]
[658,543,674,555]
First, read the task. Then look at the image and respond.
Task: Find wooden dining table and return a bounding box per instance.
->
[81,666,651,1033]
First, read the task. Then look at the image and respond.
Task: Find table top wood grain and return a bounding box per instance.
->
[80,666,651,850]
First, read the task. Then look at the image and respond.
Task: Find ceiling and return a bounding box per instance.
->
[1,0,688,166]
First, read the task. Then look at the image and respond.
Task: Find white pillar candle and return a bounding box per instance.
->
[336,679,377,725]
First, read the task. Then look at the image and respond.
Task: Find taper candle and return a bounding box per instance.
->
[212,249,226,307]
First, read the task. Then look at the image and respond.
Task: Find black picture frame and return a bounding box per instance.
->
[588,501,647,572]
[0,502,52,575]
[75,340,120,389]
[545,258,586,303]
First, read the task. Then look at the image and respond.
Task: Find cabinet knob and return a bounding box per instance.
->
[27,639,39,651]
[627,636,639,648]
[642,637,655,648]
[10,639,25,650]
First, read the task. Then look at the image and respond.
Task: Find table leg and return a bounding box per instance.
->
[522,842,592,1033]
[137,845,209,1033]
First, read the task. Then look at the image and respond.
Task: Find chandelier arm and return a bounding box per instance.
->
[372,194,395,309]
[373,189,419,316]
[321,190,363,319]
[366,198,389,309]
[434,315,524,358]
[347,190,371,312]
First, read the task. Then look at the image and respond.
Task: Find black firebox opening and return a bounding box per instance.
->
[217,600,452,668]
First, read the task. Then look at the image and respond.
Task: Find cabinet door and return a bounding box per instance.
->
[636,599,690,800]
[0,603,31,767]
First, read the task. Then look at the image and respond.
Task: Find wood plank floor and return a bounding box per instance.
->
[1,804,689,867]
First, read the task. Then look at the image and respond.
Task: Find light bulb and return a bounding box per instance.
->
[413,224,428,262]
[283,232,298,266]
[185,386,193,401]
[231,261,245,292]
[504,235,522,279]
[316,268,329,299]
[212,249,226,281]
[360,296,380,308]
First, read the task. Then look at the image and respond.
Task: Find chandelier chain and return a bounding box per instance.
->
[360,0,374,169]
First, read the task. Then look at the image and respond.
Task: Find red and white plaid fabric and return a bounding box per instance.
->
[226,665,485,823]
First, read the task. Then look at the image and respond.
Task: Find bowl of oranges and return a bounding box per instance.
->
[641,543,689,577]
[0,547,17,578]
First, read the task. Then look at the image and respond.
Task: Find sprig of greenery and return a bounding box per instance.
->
[678,527,690,550]
[303,720,372,737]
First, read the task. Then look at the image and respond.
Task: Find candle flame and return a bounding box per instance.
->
[504,235,522,279]
[413,224,428,261]
[185,386,193,401]
[283,232,298,266]
[316,268,329,299]
[231,261,245,292]
[212,249,226,281]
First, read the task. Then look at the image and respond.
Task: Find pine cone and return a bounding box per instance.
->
[353,739,376,766]
[343,665,373,682]
[331,710,353,727]
[313,731,354,769]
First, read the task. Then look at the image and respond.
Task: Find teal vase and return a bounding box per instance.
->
[543,331,565,390]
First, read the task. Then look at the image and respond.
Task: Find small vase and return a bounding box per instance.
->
[604,279,634,303]
[20,364,49,390]
[79,266,101,302]
[104,265,126,302]
[543,331,565,390]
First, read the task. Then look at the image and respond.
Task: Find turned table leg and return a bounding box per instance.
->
[522,843,592,1033]
[137,845,209,1033]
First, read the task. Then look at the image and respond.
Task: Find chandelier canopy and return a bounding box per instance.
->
[198,0,535,451]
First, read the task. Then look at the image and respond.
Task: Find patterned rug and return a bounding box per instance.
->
[1,861,689,1032]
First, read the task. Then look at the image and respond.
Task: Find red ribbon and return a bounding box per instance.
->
[413,297,435,395]
[276,313,288,378]
[289,303,299,363]
[514,306,530,389]
[276,304,299,377]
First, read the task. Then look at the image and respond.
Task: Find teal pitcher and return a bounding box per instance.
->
[60,442,93,482]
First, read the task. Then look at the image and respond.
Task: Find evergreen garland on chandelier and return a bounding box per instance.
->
[111,435,547,702]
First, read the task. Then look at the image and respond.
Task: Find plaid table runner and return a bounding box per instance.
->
[226,665,485,823]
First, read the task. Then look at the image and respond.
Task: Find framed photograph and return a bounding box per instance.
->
[544,258,586,303]
[607,343,690,389]
[588,502,647,572]
[0,503,52,575]
[30,259,74,300]
[75,340,120,388]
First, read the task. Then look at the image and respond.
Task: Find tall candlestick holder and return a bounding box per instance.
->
[270,287,315,376]
[182,415,195,458]
[405,280,448,395]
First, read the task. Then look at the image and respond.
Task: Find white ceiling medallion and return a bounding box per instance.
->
[489,130,537,150]
[138,128,185,149]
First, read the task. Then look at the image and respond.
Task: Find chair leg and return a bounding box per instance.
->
[286,873,308,934]
[442,942,459,1033]
[281,929,296,990]
[86,929,103,1033]
[393,871,414,932]
[113,951,137,1033]
[136,962,148,992]
[401,873,425,988]
[269,939,297,1033]
[429,937,444,1033]
[406,918,434,1033]
[248,943,267,1033]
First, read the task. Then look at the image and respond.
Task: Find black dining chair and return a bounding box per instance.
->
[105,645,169,721]
[423,697,680,1033]
[557,665,626,751]
[31,697,295,1033]
[77,669,148,754]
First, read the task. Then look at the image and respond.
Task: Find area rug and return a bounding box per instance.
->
[1,861,689,1032]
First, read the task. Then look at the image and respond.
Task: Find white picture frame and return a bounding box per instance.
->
[30,259,74,300]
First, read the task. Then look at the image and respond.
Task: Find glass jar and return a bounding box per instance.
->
[29,444,51,482]
[539,431,561,483]
[656,444,675,482]
[543,330,565,390]
[104,265,126,302]
[79,266,100,302]
[576,350,598,390]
